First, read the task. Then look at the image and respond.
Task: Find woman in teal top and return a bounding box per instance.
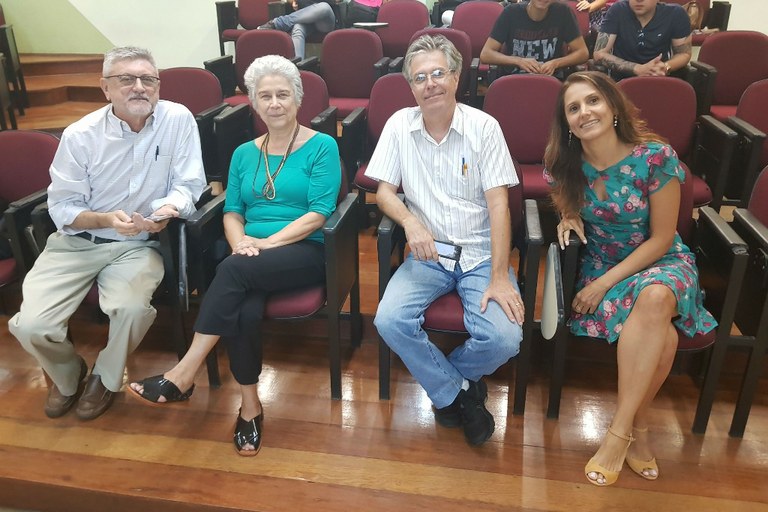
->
[544,72,715,487]
[129,56,341,457]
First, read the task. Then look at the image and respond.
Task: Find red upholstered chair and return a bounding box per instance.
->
[181,168,362,398]
[483,74,562,200]
[545,166,749,436]
[340,73,416,222]
[450,1,504,107]
[216,0,273,56]
[376,184,545,415]
[723,166,768,437]
[619,76,737,211]
[0,24,28,115]
[409,27,473,103]
[720,79,768,208]
[375,0,430,59]
[690,30,768,121]
[159,68,229,184]
[320,28,389,119]
[212,70,337,189]
[0,131,59,311]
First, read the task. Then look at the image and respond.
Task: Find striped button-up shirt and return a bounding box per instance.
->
[365,103,519,271]
[48,100,206,241]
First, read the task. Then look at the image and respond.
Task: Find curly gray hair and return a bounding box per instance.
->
[244,55,304,107]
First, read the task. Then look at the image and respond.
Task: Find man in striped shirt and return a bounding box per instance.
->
[366,35,523,446]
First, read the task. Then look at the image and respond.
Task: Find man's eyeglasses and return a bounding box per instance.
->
[104,74,161,88]
[410,68,454,86]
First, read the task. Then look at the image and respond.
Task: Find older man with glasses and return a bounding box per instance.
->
[365,35,523,446]
[8,46,206,421]
[593,0,692,80]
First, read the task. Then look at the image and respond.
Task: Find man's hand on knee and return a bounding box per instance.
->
[481,278,524,324]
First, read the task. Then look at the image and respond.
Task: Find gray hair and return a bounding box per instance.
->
[244,55,304,107]
[102,46,157,76]
[403,35,463,83]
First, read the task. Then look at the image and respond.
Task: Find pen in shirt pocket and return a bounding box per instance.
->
[155,145,159,161]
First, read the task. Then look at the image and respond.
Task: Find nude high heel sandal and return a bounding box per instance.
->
[625,426,659,480]
[584,427,634,487]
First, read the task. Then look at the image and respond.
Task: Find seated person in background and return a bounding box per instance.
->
[129,55,341,457]
[593,0,691,80]
[544,71,716,486]
[8,46,206,421]
[576,0,616,34]
[480,0,588,79]
[367,35,524,447]
[259,0,337,59]
[345,0,382,27]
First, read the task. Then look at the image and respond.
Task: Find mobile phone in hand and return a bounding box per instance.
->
[147,213,174,222]
[434,240,462,261]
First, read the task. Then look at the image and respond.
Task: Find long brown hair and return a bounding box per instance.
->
[544,71,662,217]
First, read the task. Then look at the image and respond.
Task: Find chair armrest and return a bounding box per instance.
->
[214,104,254,189]
[268,1,287,18]
[376,197,406,298]
[541,242,565,340]
[216,1,239,32]
[374,57,391,79]
[706,1,731,31]
[296,56,320,74]
[29,202,55,256]
[695,206,748,328]
[204,55,236,98]
[311,105,338,140]
[4,189,48,275]
[388,57,404,74]
[725,116,767,206]
[323,193,360,307]
[733,208,768,249]
[340,106,367,179]
[524,199,543,246]
[692,114,738,211]
[688,60,717,116]
[468,57,480,107]
[196,103,230,183]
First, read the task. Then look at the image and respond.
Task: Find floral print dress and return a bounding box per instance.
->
[549,142,717,343]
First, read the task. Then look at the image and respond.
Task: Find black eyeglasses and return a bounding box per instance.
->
[104,74,160,88]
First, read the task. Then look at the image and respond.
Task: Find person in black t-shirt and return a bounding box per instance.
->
[593,0,691,80]
[480,0,588,79]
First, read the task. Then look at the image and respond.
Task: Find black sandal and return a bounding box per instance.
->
[128,374,194,404]
[234,409,264,457]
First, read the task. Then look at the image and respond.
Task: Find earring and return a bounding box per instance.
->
[568,130,573,145]
[613,115,618,128]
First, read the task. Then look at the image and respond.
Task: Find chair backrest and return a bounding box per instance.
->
[238,0,271,29]
[619,77,697,159]
[483,74,561,165]
[159,68,223,115]
[410,27,473,100]
[450,1,503,58]
[254,70,330,135]
[562,0,590,39]
[0,24,21,77]
[322,29,383,99]
[0,130,59,203]
[366,73,417,150]
[376,0,430,58]
[235,30,295,93]
[748,165,768,227]
[736,78,768,169]
[698,30,768,107]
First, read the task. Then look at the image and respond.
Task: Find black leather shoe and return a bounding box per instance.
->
[433,379,488,428]
[459,380,494,446]
[234,409,264,457]
[75,374,115,420]
[45,356,88,418]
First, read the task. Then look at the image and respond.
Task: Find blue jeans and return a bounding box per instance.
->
[374,256,522,408]
[272,3,336,59]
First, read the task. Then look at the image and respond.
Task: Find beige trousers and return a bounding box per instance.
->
[8,233,164,394]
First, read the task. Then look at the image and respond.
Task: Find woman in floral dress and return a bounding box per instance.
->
[543,71,716,487]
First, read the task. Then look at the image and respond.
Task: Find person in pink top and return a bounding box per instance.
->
[345,0,383,26]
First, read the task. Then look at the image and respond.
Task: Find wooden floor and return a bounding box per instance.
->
[2,56,768,512]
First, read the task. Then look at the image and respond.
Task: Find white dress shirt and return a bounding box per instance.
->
[47,100,207,241]
[365,103,519,271]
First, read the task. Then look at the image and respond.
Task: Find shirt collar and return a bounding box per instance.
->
[408,104,465,141]
[105,103,160,137]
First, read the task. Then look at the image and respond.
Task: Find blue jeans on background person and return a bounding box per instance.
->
[272,3,336,58]
[374,255,523,409]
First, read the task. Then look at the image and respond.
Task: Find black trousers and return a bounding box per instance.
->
[194,240,325,385]
[344,0,379,27]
